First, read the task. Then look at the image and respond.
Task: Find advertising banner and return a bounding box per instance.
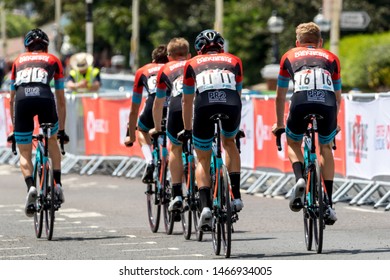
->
[345,98,380,179]
[240,98,255,168]
[82,98,144,157]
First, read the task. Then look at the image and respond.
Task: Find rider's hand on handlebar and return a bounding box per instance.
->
[124,136,134,147]
[272,123,285,136]
[7,132,15,143]
[57,130,70,144]
[149,128,161,137]
[177,129,192,142]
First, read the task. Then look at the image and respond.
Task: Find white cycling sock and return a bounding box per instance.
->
[141,144,153,163]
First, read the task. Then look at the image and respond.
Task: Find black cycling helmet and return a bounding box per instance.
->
[194,29,224,54]
[24,28,49,50]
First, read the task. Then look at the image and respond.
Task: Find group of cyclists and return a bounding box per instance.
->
[8,21,341,230]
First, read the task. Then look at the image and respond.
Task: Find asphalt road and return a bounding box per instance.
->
[0,164,389,261]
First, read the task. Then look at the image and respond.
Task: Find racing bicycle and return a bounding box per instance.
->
[275,114,334,253]
[146,119,173,234]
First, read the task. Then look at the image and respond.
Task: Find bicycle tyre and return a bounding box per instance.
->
[161,161,172,234]
[33,163,43,238]
[212,214,221,255]
[313,160,324,253]
[44,162,55,240]
[181,192,192,240]
[146,182,161,233]
[220,165,232,258]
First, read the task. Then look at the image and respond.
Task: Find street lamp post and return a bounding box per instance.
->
[267,10,284,64]
[314,8,331,44]
[85,0,93,55]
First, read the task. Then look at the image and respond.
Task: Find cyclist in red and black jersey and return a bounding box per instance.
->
[9,28,69,217]
[151,37,191,212]
[124,45,168,183]
[182,30,244,228]
[272,22,342,224]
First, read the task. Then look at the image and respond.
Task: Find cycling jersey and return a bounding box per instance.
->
[277,46,342,144]
[10,52,64,144]
[155,60,187,146]
[183,52,243,150]
[134,63,165,132]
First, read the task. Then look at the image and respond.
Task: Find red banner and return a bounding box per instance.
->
[252,97,346,176]
[82,97,144,157]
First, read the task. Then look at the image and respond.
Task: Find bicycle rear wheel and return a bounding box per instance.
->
[33,164,43,238]
[220,165,232,258]
[44,163,55,240]
[146,182,161,233]
[313,160,324,253]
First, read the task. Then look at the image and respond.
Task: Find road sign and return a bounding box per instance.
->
[341,11,371,30]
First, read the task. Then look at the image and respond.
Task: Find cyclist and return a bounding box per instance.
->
[8,28,69,217]
[271,22,341,225]
[151,38,191,212]
[124,45,168,183]
[182,30,244,228]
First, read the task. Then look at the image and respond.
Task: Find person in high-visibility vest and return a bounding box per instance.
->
[66,52,101,93]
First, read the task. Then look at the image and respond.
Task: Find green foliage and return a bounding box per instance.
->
[339,32,390,91]
[5,13,34,38]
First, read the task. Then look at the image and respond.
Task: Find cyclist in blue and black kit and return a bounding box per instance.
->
[182,30,244,228]
[124,45,168,183]
[272,22,341,225]
[9,28,69,217]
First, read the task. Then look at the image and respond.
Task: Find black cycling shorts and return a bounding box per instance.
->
[167,95,184,146]
[14,97,59,144]
[137,94,155,132]
[286,91,337,144]
[193,89,241,151]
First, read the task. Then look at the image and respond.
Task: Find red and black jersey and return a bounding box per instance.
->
[278,47,341,92]
[132,62,165,104]
[182,52,243,95]
[11,52,64,100]
[155,60,187,99]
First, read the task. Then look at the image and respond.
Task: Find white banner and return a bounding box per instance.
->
[0,97,7,147]
[345,97,390,179]
[239,98,255,168]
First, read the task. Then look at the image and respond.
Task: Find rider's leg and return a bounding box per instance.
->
[18,143,34,190]
[222,135,241,199]
[48,135,61,183]
[287,137,304,181]
[319,142,335,206]
[195,148,212,210]
[138,130,154,183]
[169,144,184,198]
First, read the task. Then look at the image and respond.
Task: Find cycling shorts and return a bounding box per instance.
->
[193,89,241,151]
[286,90,337,144]
[14,97,59,144]
[137,94,156,132]
[167,95,184,146]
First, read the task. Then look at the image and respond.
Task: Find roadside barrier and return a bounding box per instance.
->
[1,91,390,211]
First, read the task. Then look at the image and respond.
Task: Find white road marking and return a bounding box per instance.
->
[151,254,204,258]
[0,253,47,259]
[126,235,136,238]
[55,225,99,230]
[0,247,29,251]
[346,206,384,214]
[122,247,179,252]
[1,239,19,242]
[101,241,157,246]
[60,212,104,218]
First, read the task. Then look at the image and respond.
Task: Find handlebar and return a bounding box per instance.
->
[274,128,285,151]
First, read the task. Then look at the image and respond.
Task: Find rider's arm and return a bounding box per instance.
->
[9,90,15,128]
[128,102,140,143]
[182,93,194,131]
[275,85,288,128]
[55,88,66,131]
[152,90,166,132]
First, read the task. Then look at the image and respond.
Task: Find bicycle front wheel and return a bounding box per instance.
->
[44,163,55,240]
[181,193,192,240]
[313,160,324,253]
[33,164,43,238]
[146,182,161,233]
[220,165,232,258]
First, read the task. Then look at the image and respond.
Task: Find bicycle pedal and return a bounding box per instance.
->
[183,205,189,211]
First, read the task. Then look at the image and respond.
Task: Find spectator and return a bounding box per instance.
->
[66,52,101,93]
